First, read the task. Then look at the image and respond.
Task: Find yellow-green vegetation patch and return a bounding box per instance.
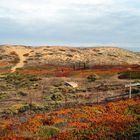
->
[3,103,29,115]
[38,126,60,138]
[0,92,8,99]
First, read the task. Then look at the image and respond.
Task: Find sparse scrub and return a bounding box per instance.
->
[3,104,29,115]
[11,57,20,64]
[5,73,39,88]
[0,92,7,99]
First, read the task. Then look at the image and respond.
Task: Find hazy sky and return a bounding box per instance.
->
[0,0,140,51]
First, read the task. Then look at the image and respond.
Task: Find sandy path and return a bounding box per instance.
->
[9,47,31,72]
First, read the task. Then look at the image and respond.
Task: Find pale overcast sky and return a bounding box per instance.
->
[0,0,140,51]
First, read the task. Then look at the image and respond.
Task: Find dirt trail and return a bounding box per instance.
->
[9,47,31,72]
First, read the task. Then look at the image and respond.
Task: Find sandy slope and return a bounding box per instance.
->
[11,47,31,72]
[1,45,140,72]
[4,46,31,72]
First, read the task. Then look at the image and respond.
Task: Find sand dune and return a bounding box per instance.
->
[0,45,139,73]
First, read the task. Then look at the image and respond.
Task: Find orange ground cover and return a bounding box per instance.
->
[0,98,139,139]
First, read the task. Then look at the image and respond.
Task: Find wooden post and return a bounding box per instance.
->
[83,62,86,70]
[79,62,81,69]
[129,84,132,99]
[73,63,76,71]
[125,83,140,99]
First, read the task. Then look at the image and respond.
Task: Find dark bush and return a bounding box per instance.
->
[118,71,140,79]
[87,75,96,82]
[17,91,27,96]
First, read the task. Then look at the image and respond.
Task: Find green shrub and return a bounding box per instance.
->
[17,91,27,96]
[125,105,140,119]
[3,104,29,115]
[115,122,140,140]
[118,71,140,79]
[0,92,7,99]
[87,74,96,82]
[30,103,45,113]
[38,126,60,138]
[51,92,64,101]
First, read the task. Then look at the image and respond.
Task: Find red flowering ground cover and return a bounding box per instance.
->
[14,64,140,78]
[1,63,139,77]
[0,97,139,140]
